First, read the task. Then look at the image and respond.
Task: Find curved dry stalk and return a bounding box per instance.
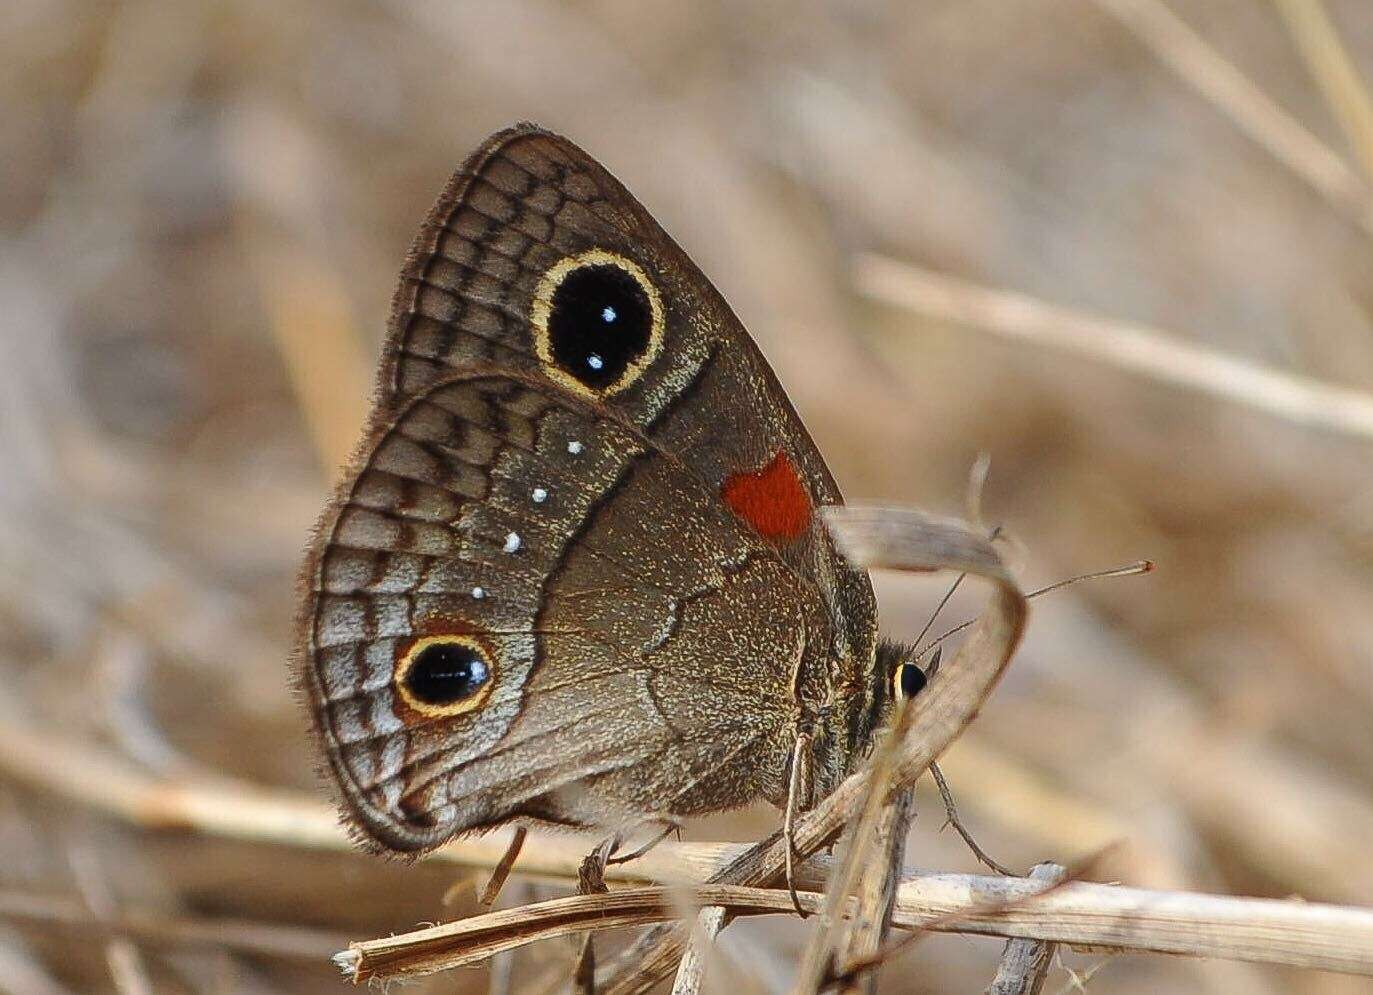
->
[600,507,1028,994]
[831,790,915,995]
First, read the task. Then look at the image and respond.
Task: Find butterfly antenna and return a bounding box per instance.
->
[921,559,1154,658]
[1023,559,1155,600]
[908,455,998,660]
[911,524,1006,660]
[918,557,1149,881]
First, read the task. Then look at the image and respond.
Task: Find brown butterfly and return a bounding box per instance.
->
[294,124,921,856]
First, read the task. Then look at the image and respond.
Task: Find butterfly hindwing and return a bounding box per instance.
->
[303,370,819,851]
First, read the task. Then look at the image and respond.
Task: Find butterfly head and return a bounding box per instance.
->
[845,638,933,757]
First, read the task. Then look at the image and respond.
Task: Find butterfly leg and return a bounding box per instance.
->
[783,729,814,918]
[605,817,682,866]
[578,816,683,895]
[930,761,1015,876]
[478,825,528,907]
[578,834,620,894]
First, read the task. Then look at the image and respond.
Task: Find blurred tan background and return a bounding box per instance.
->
[4,0,1373,992]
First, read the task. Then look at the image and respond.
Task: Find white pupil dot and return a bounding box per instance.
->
[601,306,617,323]
[587,353,604,371]
[567,440,583,455]
[532,487,548,503]
[471,586,486,599]
[502,532,521,554]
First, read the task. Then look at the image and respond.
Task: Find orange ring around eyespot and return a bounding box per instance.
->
[393,634,498,719]
[530,249,665,399]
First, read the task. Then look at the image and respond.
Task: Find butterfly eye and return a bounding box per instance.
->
[532,249,664,397]
[395,635,496,717]
[893,662,927,701]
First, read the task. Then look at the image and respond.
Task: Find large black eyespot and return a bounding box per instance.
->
[397,636,494,715]
[894,662,927,700]
[533,251,664,397]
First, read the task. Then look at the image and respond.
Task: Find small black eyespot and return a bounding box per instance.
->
[547,264,653,390]
[405,641,491,706]
[897,663,927,699]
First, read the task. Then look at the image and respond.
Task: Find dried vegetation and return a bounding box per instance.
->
[4,1,1373,991]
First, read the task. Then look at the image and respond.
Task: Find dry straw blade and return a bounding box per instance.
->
[1272,0,1373,187]
[791,754,915,994]
[788,507,1020,994]
[333,870,1373,982]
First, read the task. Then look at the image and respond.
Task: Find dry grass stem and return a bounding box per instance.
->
[670,906,727,995]
[247,236,373,473]
[1272,0,1373,186]
[7,702,1373,984]
[988,863,1068,995]
[856,253,1373,442]
[1089,0,1373,233]
[792,699,915,995]
[571,933,595,995]
[832,790,915,995]
[0,890,346,962]
[69,848,152,995]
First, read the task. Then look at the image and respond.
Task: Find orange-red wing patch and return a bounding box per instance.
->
[721,450,812,542]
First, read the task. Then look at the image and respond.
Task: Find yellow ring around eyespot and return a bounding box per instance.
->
[393,634,497,719]
[530,249,665,399]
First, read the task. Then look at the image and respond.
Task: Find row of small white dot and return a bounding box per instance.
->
[471,438,585,599]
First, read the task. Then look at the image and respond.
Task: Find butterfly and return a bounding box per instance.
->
[294,124,921,855]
